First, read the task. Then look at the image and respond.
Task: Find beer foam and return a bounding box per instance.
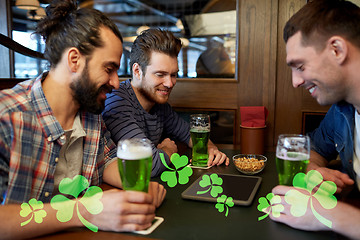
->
[117,145,152,159]
[276,151,309,161]
[190,126,210,132]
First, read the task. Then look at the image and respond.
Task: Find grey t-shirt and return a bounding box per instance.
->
[53,114,85,194]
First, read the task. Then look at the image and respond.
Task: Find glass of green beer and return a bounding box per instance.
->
[117,138,153,192]
[190,114,210,167]
[276,134,310,186]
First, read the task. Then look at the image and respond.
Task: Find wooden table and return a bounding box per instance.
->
[35,150,348,240]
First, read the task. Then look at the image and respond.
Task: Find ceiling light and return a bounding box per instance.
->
[16,0,40,10]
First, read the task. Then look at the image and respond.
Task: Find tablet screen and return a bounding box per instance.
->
[181,173,261,206]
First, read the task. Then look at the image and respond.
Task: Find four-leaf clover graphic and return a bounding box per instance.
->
[196,173,223,197]
[215,195,234,217]
[160,153,193,187]
[20,198,47,226]
[257,193,284,221]
[50,175,104,232]
[284,170,337,228]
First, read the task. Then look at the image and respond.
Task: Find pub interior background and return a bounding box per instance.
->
[3,0,358,151]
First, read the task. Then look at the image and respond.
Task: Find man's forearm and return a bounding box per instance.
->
[307,150,328,171]
[330,201,360,239]
[103,160,122,189]
[0,203,81,239]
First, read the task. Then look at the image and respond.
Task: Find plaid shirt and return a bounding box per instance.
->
[0,73,117,204]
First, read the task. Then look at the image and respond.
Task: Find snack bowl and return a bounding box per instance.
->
[232,154,267,175]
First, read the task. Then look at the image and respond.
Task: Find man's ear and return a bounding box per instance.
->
[67,47,83,72]
[327,36,347,65]
[132,63,143,81]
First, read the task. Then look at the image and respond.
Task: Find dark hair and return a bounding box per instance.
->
[283,0,360,50]
[129,28,182,75]
[36,0,123,67]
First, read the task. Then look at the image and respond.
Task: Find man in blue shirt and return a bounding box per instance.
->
[269,0,360,238]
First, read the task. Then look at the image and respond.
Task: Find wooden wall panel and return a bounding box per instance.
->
[274,0,307,140]
[168,81,238,109]
[238,0,278,149]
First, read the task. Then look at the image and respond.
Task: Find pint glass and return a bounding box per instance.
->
[190,114,210,167]
[276,134,310,186]
[117,138,152,192]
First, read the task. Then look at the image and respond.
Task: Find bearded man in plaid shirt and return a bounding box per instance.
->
[0,0,165,239]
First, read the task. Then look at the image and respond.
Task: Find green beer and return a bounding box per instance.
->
[276,152,309,186]
[117,139,152,192]
[190,128,210,167]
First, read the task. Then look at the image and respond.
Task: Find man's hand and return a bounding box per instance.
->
[89,189,156,232]
[207,142,229,166]
[148,181,167,207]
[269,185,360,239]
[311,167,354,193]
[307,151,354,193]
[268,185,332,231]
[157,138,177,159]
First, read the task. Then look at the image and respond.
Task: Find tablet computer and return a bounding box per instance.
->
[181,173,261,206]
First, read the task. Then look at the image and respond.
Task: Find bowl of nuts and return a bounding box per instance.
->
[232,154,267,175]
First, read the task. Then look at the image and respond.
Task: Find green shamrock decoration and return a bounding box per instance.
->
[284,170,337,228]
[215,195,234,217]
[50,175,104,232]
[257,193,284,221]
[197,173,223,197]
[20,198,47,226]
[160,153,193,187]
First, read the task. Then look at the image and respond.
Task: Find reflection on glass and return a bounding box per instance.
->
[12,31,47,78]
[195,37,235,78]
[11,0,237,79]
[93,0,237,79]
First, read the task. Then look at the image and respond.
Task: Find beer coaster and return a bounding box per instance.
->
[188,164,212,169]
[133,216,164,235]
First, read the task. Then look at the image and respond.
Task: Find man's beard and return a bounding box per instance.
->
[70,62,113,114]
[138,86,158,105]
[138,85,170,106]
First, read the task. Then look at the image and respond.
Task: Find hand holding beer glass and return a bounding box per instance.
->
[276,134,310,186]
[190,114,210,167]
[117,138,152,192]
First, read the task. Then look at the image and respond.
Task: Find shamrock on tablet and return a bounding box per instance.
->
[215,194,234,217]
[284,170,337,228]
[196,173,223,198]
[20,198,47,226]
[50,175,104,232]
[160,153,193,187]
[257,193,284,221]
